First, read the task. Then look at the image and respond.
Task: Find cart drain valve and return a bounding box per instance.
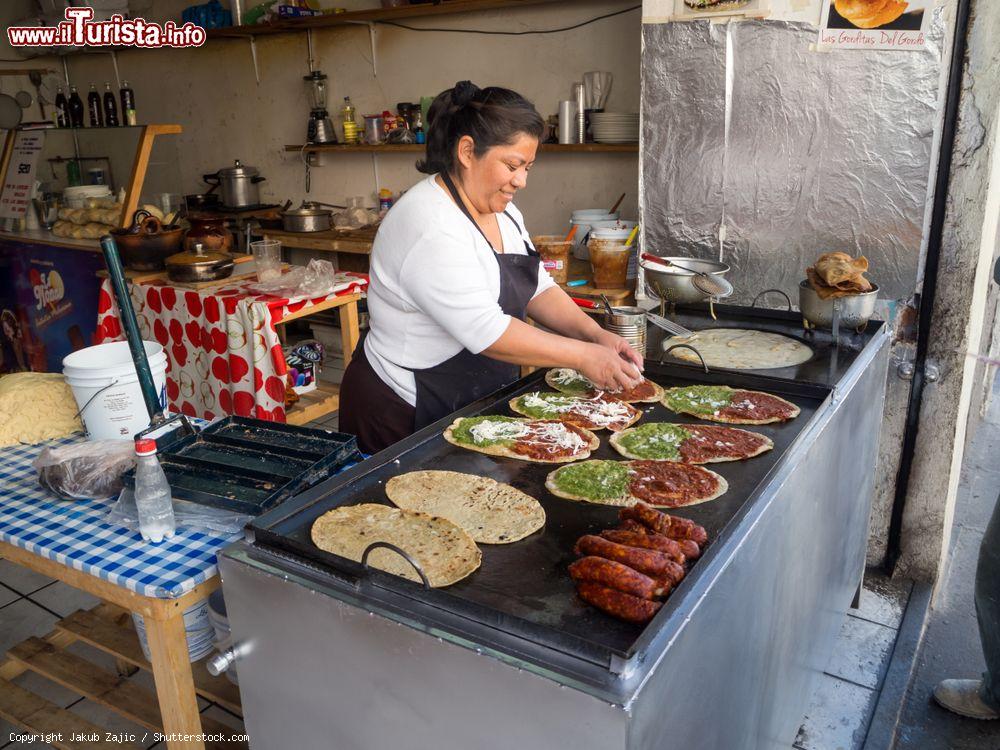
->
[207,640,252,677]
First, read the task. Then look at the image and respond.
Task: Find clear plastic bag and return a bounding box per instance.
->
[105,487,250,536]
[248,258,338,299]
[33,440,137,501]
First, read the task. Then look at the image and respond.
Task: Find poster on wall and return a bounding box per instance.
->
[656,0,770,22]
[819,0,933,49]
[0,130,43,220]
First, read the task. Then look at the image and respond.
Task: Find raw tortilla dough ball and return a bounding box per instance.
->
[0,373,83,446]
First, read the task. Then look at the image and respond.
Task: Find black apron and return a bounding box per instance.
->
[408,172,540,430]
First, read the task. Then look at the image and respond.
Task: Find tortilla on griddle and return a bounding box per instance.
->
[662,329,813,371]
[508,391,642,432]
[609,422,773,463]
[660,385,799,425]
[544,367,664,403]
[310,504,480,588]
[385,470,545,544]
[442,415,599,464]
[545,459,728,508]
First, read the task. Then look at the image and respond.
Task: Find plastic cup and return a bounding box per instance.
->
[588,237,630,289]
[251,239,282,282]
[532,235,573,284]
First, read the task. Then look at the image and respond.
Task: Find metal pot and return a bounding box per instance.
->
[111,211,185,271]
[280,201,343,232]
[798,280,879,330]
[165,243,235,283]
[204,160,265,208]
[642,256,731,305]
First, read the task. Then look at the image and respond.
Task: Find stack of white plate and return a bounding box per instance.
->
[590,112,639,144]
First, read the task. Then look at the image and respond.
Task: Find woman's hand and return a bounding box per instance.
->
[576,342,644,392]
[589,328,645,373]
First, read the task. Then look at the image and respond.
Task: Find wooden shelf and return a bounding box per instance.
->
[207,0,570,40]
[286,381,341,425]
[285,142,638,154]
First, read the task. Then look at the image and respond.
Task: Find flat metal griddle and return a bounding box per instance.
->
[250,362,831,671]
[124,417,360,515]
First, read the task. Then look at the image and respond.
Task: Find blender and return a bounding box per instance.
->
[304,70,336,144]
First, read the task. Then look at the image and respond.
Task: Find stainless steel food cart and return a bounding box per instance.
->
[218,304,890,750]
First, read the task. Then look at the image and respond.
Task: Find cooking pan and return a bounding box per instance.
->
[111,210,185,271]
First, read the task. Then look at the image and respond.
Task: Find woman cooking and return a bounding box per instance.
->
[340,81,643,454]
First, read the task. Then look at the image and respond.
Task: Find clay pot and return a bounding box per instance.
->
[184,216,233,254]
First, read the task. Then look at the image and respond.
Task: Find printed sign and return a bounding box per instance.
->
[819,0,933,50]
[0,131,43,220]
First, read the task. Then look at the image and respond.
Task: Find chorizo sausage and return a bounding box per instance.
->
[574,535,675,578]
[600,529,685,563]
[568,556,665,600]
[678,538,702,560]
[618,519,650,535]
[576,582,662,624]
[619,502,672,535]
[620,503,708,545]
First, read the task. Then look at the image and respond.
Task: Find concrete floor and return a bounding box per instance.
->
[888,394,1000,750]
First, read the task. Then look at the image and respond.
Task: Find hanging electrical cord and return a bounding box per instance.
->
[375,4,641,35]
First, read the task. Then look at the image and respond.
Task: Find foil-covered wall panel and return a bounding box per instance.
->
[641,22,728,254]
[641,16,945,302]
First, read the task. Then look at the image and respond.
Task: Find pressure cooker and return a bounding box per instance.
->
[204,160,266,209]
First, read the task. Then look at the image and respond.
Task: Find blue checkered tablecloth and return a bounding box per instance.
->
[0,433,242,599]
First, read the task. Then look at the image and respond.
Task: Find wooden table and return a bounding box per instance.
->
[0,547,244,750]
[0,433,247,750]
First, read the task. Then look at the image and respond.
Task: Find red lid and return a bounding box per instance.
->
[135,438,157,455]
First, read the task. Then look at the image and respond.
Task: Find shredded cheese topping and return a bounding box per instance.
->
[520,392,634,427]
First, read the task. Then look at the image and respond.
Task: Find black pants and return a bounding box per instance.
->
[977,492,1000,708]
[338,346,415,456]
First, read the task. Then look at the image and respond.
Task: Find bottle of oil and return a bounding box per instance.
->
[341,97,359,145]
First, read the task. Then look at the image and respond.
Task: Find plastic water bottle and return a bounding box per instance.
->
[134,439,176,543]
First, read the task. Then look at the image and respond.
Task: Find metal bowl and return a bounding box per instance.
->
[641,256,731,305]
[798,280,879,330]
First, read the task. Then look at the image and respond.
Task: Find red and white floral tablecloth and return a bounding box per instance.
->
[95,272,367,422]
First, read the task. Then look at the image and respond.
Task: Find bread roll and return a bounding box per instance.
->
[834,0,908,29]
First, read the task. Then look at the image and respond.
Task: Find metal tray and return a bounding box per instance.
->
[250,363,833,670]
[125,417,360,516]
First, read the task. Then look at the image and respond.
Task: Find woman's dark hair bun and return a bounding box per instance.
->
[452,80,480,107]
[417,81,544,176]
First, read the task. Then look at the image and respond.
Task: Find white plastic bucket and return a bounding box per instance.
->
[132,598,214,663]
[62,340,167,441]
[569,210,620,260]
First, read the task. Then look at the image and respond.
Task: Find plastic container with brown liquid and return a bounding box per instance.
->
[588,237,630,289]
[532,235,573,285]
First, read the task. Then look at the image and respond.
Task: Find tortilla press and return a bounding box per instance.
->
[99,235,360,515]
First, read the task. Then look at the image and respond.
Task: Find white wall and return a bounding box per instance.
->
[4,0,642,235]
